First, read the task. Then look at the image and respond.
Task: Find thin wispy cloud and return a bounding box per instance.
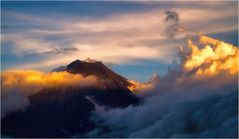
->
[1,1,238,71]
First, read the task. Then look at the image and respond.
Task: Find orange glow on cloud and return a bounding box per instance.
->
[184,35,238,76]
[128,35,238,94]
[1,70,98,96]
[127,80,156,94]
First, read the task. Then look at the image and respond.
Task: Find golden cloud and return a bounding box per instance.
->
[1,70,98,96]
[183,35,238,76]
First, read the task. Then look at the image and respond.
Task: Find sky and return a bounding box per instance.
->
[1,1,238,81]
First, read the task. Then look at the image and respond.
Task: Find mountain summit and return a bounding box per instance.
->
[66,59,132,89]
[53,58,133,90]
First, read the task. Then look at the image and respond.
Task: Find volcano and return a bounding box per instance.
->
[66,59,133,89]
[1,59,140,138]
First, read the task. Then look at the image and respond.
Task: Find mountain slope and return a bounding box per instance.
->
[1,59,140,137]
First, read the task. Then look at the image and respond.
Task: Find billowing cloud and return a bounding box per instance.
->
[128,35,238,96]
[1,70,98,118]
[82,35,238,138]
[183,35,238,75]
[88,92,237,138]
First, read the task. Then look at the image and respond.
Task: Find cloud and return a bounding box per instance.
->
[127,35,238,98]
[88,92,237,138]
[183,35,238,75]
[2,34,59,56]
[25,47,79,56]
[82,35,238,138]
[1,70,98,118]
[2,1,238,70]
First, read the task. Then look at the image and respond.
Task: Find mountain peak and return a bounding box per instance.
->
[66,59,104,75]
[63,59,132,88]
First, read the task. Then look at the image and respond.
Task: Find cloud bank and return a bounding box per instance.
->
[1,70,98,118]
